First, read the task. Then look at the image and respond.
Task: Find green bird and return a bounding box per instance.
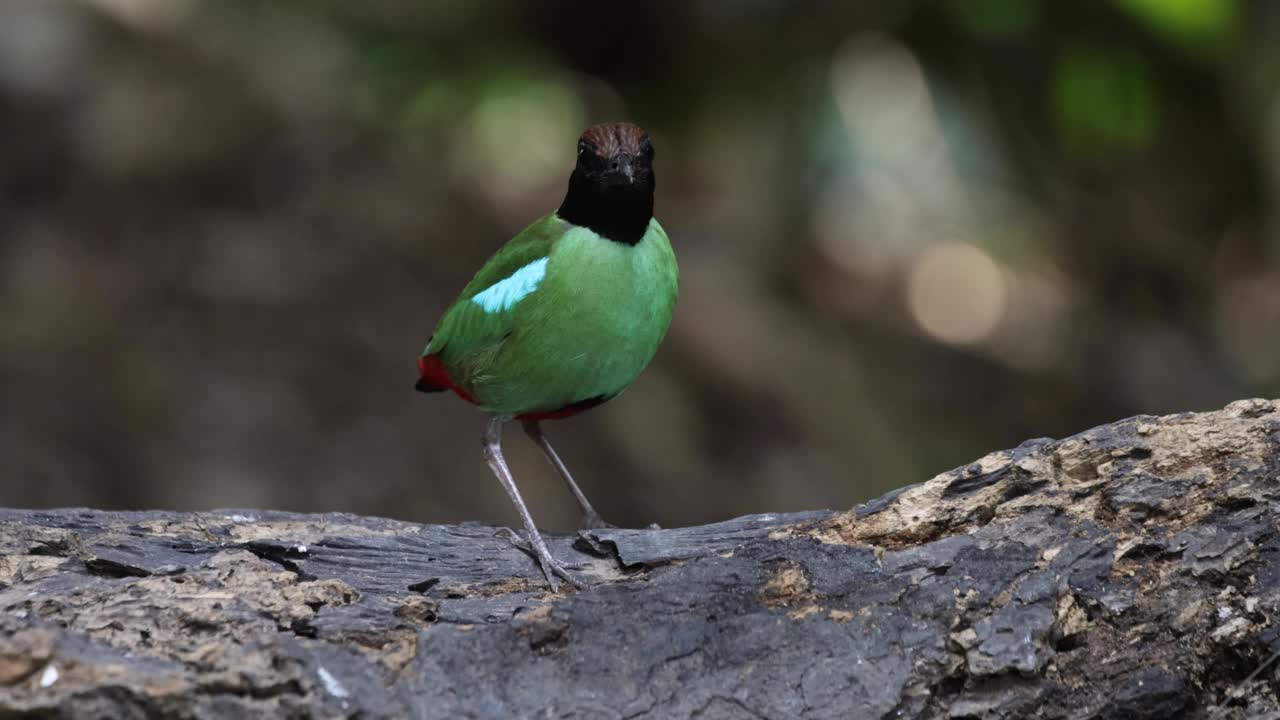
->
[415,122,678,589]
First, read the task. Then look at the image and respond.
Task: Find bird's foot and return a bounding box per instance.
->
[496,529,587,591]
[534,551,585,593]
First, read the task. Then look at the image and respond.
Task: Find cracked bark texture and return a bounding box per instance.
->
[3,399,1280,719]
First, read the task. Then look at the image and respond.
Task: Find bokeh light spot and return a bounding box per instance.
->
[906,243,1007,346]
[831,33,935,163]
[451,75,585,211]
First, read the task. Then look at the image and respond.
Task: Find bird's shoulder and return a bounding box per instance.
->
[425,214,568,358]
[457,213,568,300]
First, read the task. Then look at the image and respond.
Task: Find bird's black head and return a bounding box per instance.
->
[558,122,655,245]
[575,123,655,188]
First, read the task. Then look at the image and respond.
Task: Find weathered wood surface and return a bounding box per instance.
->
[2,399,1280,719]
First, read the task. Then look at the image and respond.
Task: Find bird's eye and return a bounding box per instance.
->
[578,141,587,155]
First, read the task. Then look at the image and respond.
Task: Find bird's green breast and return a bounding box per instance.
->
[442,217,677,415]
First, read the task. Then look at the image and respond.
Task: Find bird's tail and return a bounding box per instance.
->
[414,356,448,393]
[415,354,478,405]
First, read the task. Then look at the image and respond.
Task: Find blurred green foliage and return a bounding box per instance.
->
[1054,45,1160,155]
[1117,0,1236,50]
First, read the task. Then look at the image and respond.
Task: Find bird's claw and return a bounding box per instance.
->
[536,554,585,592]
[495,528,587,590]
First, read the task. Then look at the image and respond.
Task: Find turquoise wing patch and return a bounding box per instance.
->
[470,257,549,313]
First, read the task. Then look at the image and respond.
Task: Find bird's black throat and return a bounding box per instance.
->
[557,170,654,246]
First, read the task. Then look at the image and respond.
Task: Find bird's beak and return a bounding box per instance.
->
[607,154,636,185]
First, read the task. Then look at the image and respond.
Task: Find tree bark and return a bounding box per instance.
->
[2,399,1279,719]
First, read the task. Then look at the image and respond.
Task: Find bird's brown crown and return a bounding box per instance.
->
[579,123,649,157]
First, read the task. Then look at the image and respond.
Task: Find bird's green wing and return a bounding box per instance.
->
[424,213,566,360]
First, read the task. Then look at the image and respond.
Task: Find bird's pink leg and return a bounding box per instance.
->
[522,420,613,530]
[482,416,583,590]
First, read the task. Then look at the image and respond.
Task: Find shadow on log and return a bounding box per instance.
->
[2,399,1280,718]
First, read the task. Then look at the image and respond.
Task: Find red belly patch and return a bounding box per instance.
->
[416,355,611,421]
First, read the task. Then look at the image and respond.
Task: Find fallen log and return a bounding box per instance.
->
[2,399,1279,718]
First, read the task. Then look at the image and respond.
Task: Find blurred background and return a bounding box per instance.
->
[1,0,1278,530]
